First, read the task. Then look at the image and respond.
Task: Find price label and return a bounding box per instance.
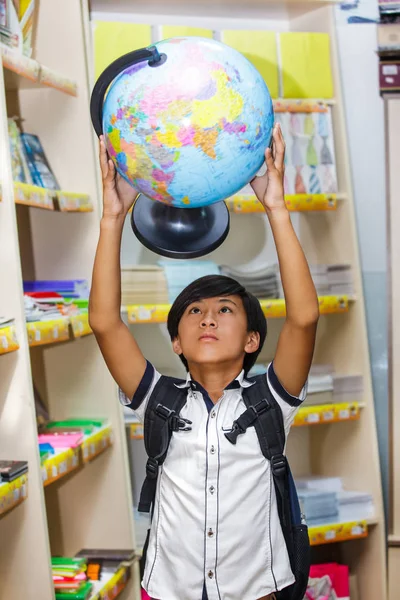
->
[21,484,27,498]
[90,443,96,456]
[102,437,106,448]
[339,408,350,420]
[53,326,59,339]
[306,413,320,424]
[35,329,41,342]
[13,489,20,502]
[83,446,89,460]
[1,336,8,349]
[324,529,336,541]
[323,410,334,421]
[72,453,78,468]
[52,465,58,478]
[59,461,67,475]
[42,468,47,482]
[351,524,365,536]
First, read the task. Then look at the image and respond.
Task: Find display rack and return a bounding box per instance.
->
[0,1,138,599]
[88,1,387,598]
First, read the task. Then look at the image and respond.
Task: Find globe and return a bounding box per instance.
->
[102,37,274,209]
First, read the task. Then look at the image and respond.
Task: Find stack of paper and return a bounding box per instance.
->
[333,375,364,403]
[52,557,92,600]
[297,490,339,523]
[337,491,374,522]
[121,266,169,306]
[296,476,375,524]
[0,316,15,328]
[305,365,334,405]
[220,264,354,299]
[220,264,280,298]
[159,260,220,303]
[0,460,28,482]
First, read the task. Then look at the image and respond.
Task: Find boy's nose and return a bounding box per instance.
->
[201,314,217,327]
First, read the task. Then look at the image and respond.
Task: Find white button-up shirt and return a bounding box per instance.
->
[120,362,307,600]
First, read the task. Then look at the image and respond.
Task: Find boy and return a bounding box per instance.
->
[89,123,319,600]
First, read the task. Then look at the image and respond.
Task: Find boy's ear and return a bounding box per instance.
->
[172,337,182,356]
[245,331,260,354]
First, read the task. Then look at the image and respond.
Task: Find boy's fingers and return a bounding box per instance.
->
[265,147,276,173]
[99,138,109,179]
[273,124,285,171]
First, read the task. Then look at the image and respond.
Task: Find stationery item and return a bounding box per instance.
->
[309,563,350,598]
[38,432,84,448]
[0,460,28,482]
[159,260,220,303]
[221,30,279,98]
[8,118,32,183]
[93,21,151,78]
[75,548,136,562]
[55,582,92,600]
[21,133,60,190]
[121,266,169,305]
[280,32,334,98]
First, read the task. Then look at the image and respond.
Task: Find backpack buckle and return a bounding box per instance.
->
[271,454,287,478]
[155,403,174,420]
[253,398,271,415]
[224,421,244,444]
[170,415,193,432]
[146,457,159,480]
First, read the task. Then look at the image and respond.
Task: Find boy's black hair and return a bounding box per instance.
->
[167,274,267,374]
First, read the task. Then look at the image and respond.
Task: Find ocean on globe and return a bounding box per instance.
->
[102,37,274,209]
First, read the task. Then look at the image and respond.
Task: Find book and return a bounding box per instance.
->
[0,459,28,481]
[21,133,60,190]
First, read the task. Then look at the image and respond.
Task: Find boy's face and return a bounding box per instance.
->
[172,295,260,369]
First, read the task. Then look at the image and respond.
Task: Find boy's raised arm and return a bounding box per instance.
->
[89,138,147,401]
[251,124,319,397]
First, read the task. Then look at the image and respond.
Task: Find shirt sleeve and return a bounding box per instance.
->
[118,360,162,422]
[266,361,308,435]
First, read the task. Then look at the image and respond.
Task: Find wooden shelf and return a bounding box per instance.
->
[26,314,92,347]
[1,44,77,96]
[42,426,113,487]
[125,295,351,324]
[0,324,19,355]
[0,474,28,517]
[309,518,377,547]
[88,566,130,600]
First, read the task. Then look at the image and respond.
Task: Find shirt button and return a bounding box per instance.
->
[210,445,216,454]
[211,411,216,418]
[208,570,214,579]
[209,486,215,494]
[208,528,214,537]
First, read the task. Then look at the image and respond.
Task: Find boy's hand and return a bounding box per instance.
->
[99,136,138,220]
[250,123,286,214]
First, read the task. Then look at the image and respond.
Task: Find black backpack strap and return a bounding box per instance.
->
[225,374,292,549]
[138,375,190,513]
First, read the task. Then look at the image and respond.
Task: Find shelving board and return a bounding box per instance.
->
[125,295,351,324]
[1,44,77,95]
[226,193,343,213]
[293,402,363,427]
[88,566,130,600]
[0,323,19,355]
[309,518,377,547]
[26,315,92,347]
[0,182,93,212]
[42,425,113,487]
[0,473,28,517]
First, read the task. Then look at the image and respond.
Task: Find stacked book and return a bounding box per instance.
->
[0,459,28,482]
[296,476,374,524]
[333,374,364,403]
[220,263,355,299]
[0,1,36,56]
[305,364,334,405]
[121,266,169,306]
[0,316,15,328]
[52,557,92,600]
[159,260,220,303]
[23,280,89,322]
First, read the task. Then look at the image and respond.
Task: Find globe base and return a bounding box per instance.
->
[130,195,230,259]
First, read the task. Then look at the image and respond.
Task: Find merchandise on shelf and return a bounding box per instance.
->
[0,317,19,354]
[21,133,60,190]
[121,265,169,306]
[0,470,28,516]
[0,459,28,482]
[24,280,90,325]
[52,557,92,600]
[307,563,350,600]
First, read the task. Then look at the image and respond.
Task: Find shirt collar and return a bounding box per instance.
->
[174,369,255,390]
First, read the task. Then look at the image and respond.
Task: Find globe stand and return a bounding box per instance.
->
[131,194,230,259]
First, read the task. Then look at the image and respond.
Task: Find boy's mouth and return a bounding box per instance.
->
[199,333,218,341]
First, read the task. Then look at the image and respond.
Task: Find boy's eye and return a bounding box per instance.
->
[220,306,232,313]
[189,306,201,314]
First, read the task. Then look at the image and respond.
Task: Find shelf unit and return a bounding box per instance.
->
[383,93,400,600]
[0,2,138,599]
[89,1,386,598]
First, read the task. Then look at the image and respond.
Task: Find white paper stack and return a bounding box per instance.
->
[0,317,15,327]
[220,264,281,298]
[296,476,343,493]
[121,265,169,306]
[304,364,334,405]
[297,490,339,523]
[337,491,375,522]
[159,260,221,303]
[333,374,364,403]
